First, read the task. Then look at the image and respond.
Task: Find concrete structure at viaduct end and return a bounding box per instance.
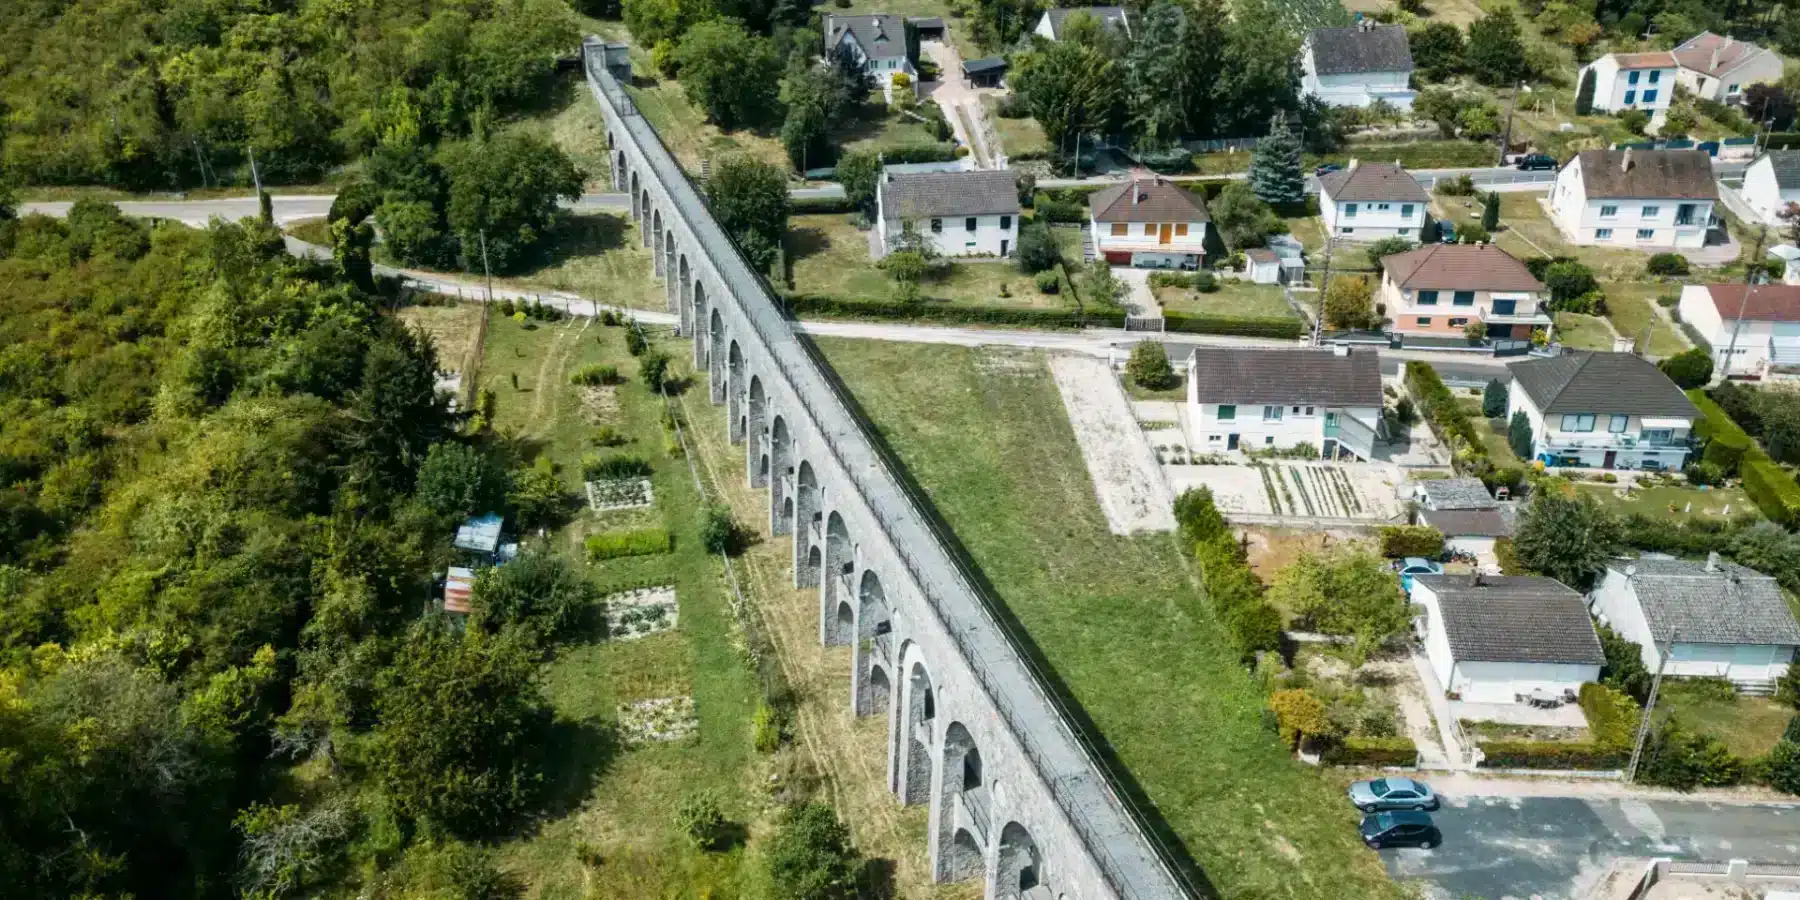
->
[583,39,1195,900]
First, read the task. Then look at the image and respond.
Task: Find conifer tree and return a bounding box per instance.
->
[1248,117,1305,206]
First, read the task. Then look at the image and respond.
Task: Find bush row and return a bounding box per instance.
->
[1689,389,1800,526]
[1163,311,1305,339]
[1321,736,1420,768]
[1405,361,1485,462]
[874,144,959,164]
[789,195,857,215]
[585,528,673,560]
[1478,741,1628,771]
[1577,683,1639,748]
[1195,536,1284,661]
[784,293,1122,328]
[1378,525,1444,559]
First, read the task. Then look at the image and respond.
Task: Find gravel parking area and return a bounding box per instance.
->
[1049,355,1176,534]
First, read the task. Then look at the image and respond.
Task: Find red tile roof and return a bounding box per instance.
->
[1382,244,1544,292]
[1705,283,1800,323]
[1089,178,1209,223]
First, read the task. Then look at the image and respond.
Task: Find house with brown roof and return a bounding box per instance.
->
[1676,282,1800,378]
[1318,160,1429,242]
[1378,244,1550,340]
[1672,32,1783,103]
[1088,177,1209,268]
[1549,148,1717,250]
[1577,51,1678,114]
[1185,346,1383,459]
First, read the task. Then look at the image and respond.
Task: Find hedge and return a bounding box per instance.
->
[1689,388,1800,525]
[1163,311,1305,339]
[790,195,857,214]
[1378,525,1444,559]
[1405,361,1487,468]
[1477,741,1627,770]
[873,144,958,164]
[1577,683,1638,748]
[585,528,673,560]
[1702,430,1750,475]
[784,293,1124,328]
[1322,736,1420,767]
[1194,534,1283,660]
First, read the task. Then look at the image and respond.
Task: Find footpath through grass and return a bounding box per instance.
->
[813,339,1401,900]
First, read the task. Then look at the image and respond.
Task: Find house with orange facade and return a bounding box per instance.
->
[1088,177,1210,269]
[1377,244,1551,340]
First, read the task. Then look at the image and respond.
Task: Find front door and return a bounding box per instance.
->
[1603,450,1616,469]
[1000,239,1009,256]
[1158,223,1172,245]
[1227,433,1240,450]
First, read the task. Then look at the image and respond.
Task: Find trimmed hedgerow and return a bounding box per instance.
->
[784,293,1124,328]
[1163,311,1305,339]
[585,528,673,560]
[1478,741,1628,771]
[1321,736,1419,767]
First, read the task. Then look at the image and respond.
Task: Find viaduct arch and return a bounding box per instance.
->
[584,39,1192,900]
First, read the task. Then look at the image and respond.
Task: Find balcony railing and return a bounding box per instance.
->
[1542,433,1691,452]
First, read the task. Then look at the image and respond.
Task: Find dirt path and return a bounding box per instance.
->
[526,315,588,432]
[1049,354,1177,534]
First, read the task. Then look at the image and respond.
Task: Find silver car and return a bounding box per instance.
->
[1348,777,1440,812]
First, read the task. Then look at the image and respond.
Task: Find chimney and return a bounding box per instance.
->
[1705,550,1722,573]
[1710,47,1721,71]
[1470,569,1484,587]
[1621,148,1635,173]
[1348,158,1360,171]
[1333,343,1350,357]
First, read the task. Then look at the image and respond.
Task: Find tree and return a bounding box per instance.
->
[1269,688,1334,748]
[1015,222,1062,273]
[1745,84,1797,131]
[1575,68,1597,115]
[440,132,584,273]
[1323,276,1376,330]
[1543,260,1599,305]
[1411,23,1466,83]
[1659,347,1714,389]
[1174,487,1229,545]
[1012,41,1123,160]
[1126,341,1177,390]
[507,456,576,530]
[1597,623,1652,703]
[1268,550,1409,659]
[343,328,456,493]
[1662,102,1699,139]
[1467,7,1529,86]
[709,154,789,272]
[1414,87,1473,140]
[1482,378,1508,418]
[780,57,852,171]
[640,350,672,392]
[1248,117,1307,206]
[1124,0,1203,147]
[675,21,784,129]
[470,548,594,645]
[1365,236,1415,276]
[372,625,551,838]
[234,802,353,899]
[1512,491,1621,589]
[836,149,882,214]
[1209,182,1283,251]
[1481,191,1500,232]
[766,803,859,899]
[415,442,509,520]
[781,101,829,172]
[1083,258,1126,306]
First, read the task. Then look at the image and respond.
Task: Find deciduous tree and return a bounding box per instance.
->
[675,20,785,129]
[1512,490,1621,589]
[1210,182,1283,251]
[709,154,789,271]
[1467,7,1529,86]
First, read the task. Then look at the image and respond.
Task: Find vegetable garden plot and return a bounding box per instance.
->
[586,477,654,511]
[617,696,698,744]
[603,585,678,640]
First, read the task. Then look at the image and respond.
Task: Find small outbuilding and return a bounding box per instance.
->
[962,56,1007,88]
[1412,477,1513,564]
[1244,248,1283,284]
[1411,573,1604,705]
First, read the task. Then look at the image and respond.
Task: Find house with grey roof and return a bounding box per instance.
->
[1412,477,1515,563]
[1505,351,1697,471]
[1591,554,1800,693]
[1318,160,1430,242]
[1549,148,1717,250]
[1739,150,1800,227]
[823,14,917,96]
[1301,19,1416,111]
[876,168,1021,258]
[1185,346,1384,460]
[1411,573,1604,705]
[1033,6,1132,42]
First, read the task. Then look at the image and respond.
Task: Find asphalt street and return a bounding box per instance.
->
[1384,795,1800,899]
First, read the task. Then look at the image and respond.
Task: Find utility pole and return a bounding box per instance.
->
[1497,81,1523,167]
[1626,632,1675,783]
[1722,227,1769,378]
[479,229,495,306]
[248,144,263,198]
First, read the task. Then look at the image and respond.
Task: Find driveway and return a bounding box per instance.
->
[1387,796,1800,899]
[919,39,1001,168]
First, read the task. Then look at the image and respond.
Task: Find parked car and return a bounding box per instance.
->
[1315,163,1342,176]
[1515,153,1557,171]
[1361,810,1442,850]
[1397,557,1443,592]
[1438,221,1457,244]
[1348,777,1440,812]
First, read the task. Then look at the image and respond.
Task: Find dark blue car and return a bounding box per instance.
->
[1361,810,1441,850]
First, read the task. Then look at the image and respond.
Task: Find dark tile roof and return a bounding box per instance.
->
[1186,347,1383,407]
[1382,244,1545,293]
[1419,507,1514,538]
[824,14,908,60]
[1756,150,1800,191]
[1507,351,1698,418]
[1043,6,1130,38]
[879,169,1020,220]
[1415,575,1605,665]
[1702,282,1800,323]
[1418,477,1496,510]
[963,56,1007,74]
[1089,178,1209,223]
[1307,23,1414,75]
[1607,557,1800,646]
[1318,162,1430,203]
[1572,149,1718,200]
[906,15,944,28]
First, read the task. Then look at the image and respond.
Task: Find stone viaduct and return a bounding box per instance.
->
[583,39,1195,900]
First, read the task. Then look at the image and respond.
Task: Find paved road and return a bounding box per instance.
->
[1388,795,1800,899]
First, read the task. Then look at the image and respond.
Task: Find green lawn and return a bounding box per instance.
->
[1157,281,1299,320]
[1478,417,1525,466]
[374,212,667,312]
[504,72,620,191]
[1554,311,1615,351]
[787,212,1082,309]
[814,339,1402,900]
[842,103,956,159]
[981,96,1050,159]
[1659,680,1794,760]
[1484,191,1674,279]
[1572,482,1758,522]
[1604,284,1689,358]
[480,314,766,896]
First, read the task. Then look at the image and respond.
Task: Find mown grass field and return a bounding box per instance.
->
[813,338,1402,900]
[1604,283,1689,357]
[1157,281,1299,320]
[786,212,1084,309]
[1659,680,1794,760]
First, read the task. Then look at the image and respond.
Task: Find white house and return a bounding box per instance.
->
[1088,177,1209,268]
[1549,148,1717,250]
[1677,282,1800,379]
[1506,351,1698,471]
[1673,32,1784,103]
[1411,574,1604,705]
[1591,554,1800,694]
[823,14,916,95]
[1300,20,1416,110]
[1185,346,1383,460]
[1033,7,1131,41]
[1318,161,1430,241]
[1738,150,1800,226]
[1576,51,1678,114]
[1412,477,1515,564]
[876,168,1020,258]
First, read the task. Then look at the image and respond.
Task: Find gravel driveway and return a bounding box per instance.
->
[1049,355,1176,534]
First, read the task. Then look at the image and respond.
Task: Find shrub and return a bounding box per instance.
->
[700,504,741,555]
[570,363,620,386]
[593,426,627,447]
[1195,535,1283,660]
[1162,312,1305,339]
[1193,271,1218,292]
[1269,689,1334,748]
[766,804,858,899]
[675,790,728,850]
[583,454,652,480]
[1647,252,1690,276]
[1406,361,1488,470]
[640,350,672,391]
[1321,736,1419,767]
[1174,487,1229,545]
[1702,431,1750,476]
[752,703,781,752]
[1458,223,1491,244]
[625,326,649,356]
[1126,341,1177,390]
[1787,714,1800,742]
[585,528,673,560]
[1478,741,1628,770]
[1620,108,1650,134]
[1015,221,1061,273]
[1658,347,1713,389]
[1482,378,1507,418]
[1743,455,1800,526]
[1684,461,1724,486]
[1147,272,1195,289]
[1379,525,1446,558]
[1544,261,1599,305]
[1766,741,1800,795]
[1578,683,1640,748]
[1639,722,1743,789]
[1034,270,1060,293]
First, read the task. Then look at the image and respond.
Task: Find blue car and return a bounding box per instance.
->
[1361,810,1441,850]
[1348,776,1440,812]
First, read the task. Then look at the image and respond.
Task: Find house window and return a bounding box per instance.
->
[931,218,942,233]
[1175,224,1188,236]
[1596,227,1614,239]
[1628,70,1641,85]
[1263,405,1283,422]
[1401,204,1414,217]
[1377,203,1391,211]
[1453,291,1475,306]
[1643,428,1674,445]
[1218,404,1236,421]
[1416,317,1432,326]
[1305,406,1315,415]
[966,217,977,232]
[1624,90,1637,104]
[1648,70,1661,83]
[1728,82,1740,94]
[1110,222,1127,236]
[1208,434,1221,442]
[1000,215,1012,230]
[1418,290,1439,306]
[1144,223,1156,236]
[1265,436,1275,445]
[1561,413,1597,432]
[1642,89,1658,104]
[1448,317,1467,327]
[1340,227,1355,234]
[1609,414,1629,433]
[1398,228,1411,236]
[1600,205,1618,218]
[1291,406,1301,414]
[1344,203,1358,218]
[1636,228,1655,240]
[1641,205,1660,218]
